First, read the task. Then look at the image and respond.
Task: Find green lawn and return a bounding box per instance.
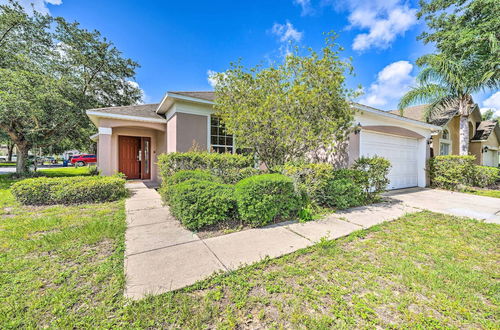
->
[38,166,91,177]
[0,162,16,167]
[0,174,498,328]
[465,188,500,199]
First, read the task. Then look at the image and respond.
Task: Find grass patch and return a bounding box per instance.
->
[0,173,498,328]
[38,167,91,177]
[464,188,500,199]
[0,162,16,167]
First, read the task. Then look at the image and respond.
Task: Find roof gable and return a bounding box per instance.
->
[472,120,499,141]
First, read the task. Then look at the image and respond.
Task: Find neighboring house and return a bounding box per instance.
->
[86,92,441,190]
[390,104,500,167]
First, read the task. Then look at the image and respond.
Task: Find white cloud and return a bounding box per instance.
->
[271,21,303,43]
[0,0,63,15]
[359,60,415,108]
[207,70,219,88]
[481,91,500,117]
[294,0,314,16]
[330,0,417,51]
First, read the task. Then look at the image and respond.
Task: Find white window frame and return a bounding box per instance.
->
[209,115,235,153]
[440,128,452,155]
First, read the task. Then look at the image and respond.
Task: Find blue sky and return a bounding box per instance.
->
[9,0,500,113]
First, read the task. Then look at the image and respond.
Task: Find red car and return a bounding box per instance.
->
[70,154,97,166]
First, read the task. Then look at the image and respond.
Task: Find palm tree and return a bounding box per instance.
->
[398,54,499,155]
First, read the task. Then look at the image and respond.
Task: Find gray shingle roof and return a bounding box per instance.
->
[389,103,459,126]
[87,103,164,120]
[169,91,215,101]
[472,120,498,141]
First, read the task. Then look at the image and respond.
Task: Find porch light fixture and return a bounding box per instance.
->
[354,123,362,135]
[427,137,433,145]
[482,146,489,153]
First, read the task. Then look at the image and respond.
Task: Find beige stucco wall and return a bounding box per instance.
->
[347,132,359,166]
[175,113,208,152]
[469,142,482,165]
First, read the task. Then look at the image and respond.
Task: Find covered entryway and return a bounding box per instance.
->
[360,131,418,190]
[119,136,151,180]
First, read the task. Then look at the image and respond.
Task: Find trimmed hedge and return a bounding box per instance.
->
[429,155,476,189]
[158,152,253,180]
[11,175,127,205]
[429,155,500,189]
[166,179,236,230]
[474,166,500,188]
[235,174,301,227]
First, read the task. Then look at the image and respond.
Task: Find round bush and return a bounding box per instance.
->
[235,173,301,227]
[160,170,219,203]
[168,179,236,230]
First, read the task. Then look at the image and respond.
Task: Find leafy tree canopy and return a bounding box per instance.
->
[213,34,357,169]
[417,0,500,82]
[0,0,142,173]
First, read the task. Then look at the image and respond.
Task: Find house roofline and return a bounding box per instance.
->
[156,92,214,114]
[86,110,168,124]
[352,103,443,131]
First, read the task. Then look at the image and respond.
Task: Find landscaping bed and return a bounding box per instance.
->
[158,152,391,234]
[1,171,498,329]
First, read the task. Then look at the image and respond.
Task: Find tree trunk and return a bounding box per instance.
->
[7,142,14,162]
[16,143,30,175]
[459,115,469,155]
[458,97,470,156]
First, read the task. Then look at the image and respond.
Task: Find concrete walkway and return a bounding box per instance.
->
[124,182,419,299]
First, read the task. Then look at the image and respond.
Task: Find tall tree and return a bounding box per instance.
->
[417,0,499,82]
[213,35,357,169]
[482,109,498,123]
[0,0,142,174]
[399,0,499,155]
[398,54,497,154]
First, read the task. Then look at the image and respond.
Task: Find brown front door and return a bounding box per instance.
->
[118,136,152,180]
[119,136,141,179]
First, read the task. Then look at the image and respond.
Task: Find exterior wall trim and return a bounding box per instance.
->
[98,127,112,135]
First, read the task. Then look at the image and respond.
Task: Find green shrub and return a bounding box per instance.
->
[282,162,336,204]
[429,155,476,189]
[166,179,236,230]
[323,177,366,209]
[221,167,262,184]
[473,166,500,188]
[165,169,219,186]
[352,156,391,197]
[282,163,369,208]
[157,152,253,180]
[235,174,301,227]
[159,170,220,203]
[11,175,127,205]
[88,165,100,176]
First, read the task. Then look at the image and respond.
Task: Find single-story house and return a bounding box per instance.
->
[86,91,441,190]
[390,104,500,167]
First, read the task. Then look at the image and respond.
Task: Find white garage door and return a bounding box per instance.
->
[360,131,418,190]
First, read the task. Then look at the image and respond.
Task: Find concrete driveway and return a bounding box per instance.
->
[385,188,500,224]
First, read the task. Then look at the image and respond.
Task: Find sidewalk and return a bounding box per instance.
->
[124,182,419,300]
